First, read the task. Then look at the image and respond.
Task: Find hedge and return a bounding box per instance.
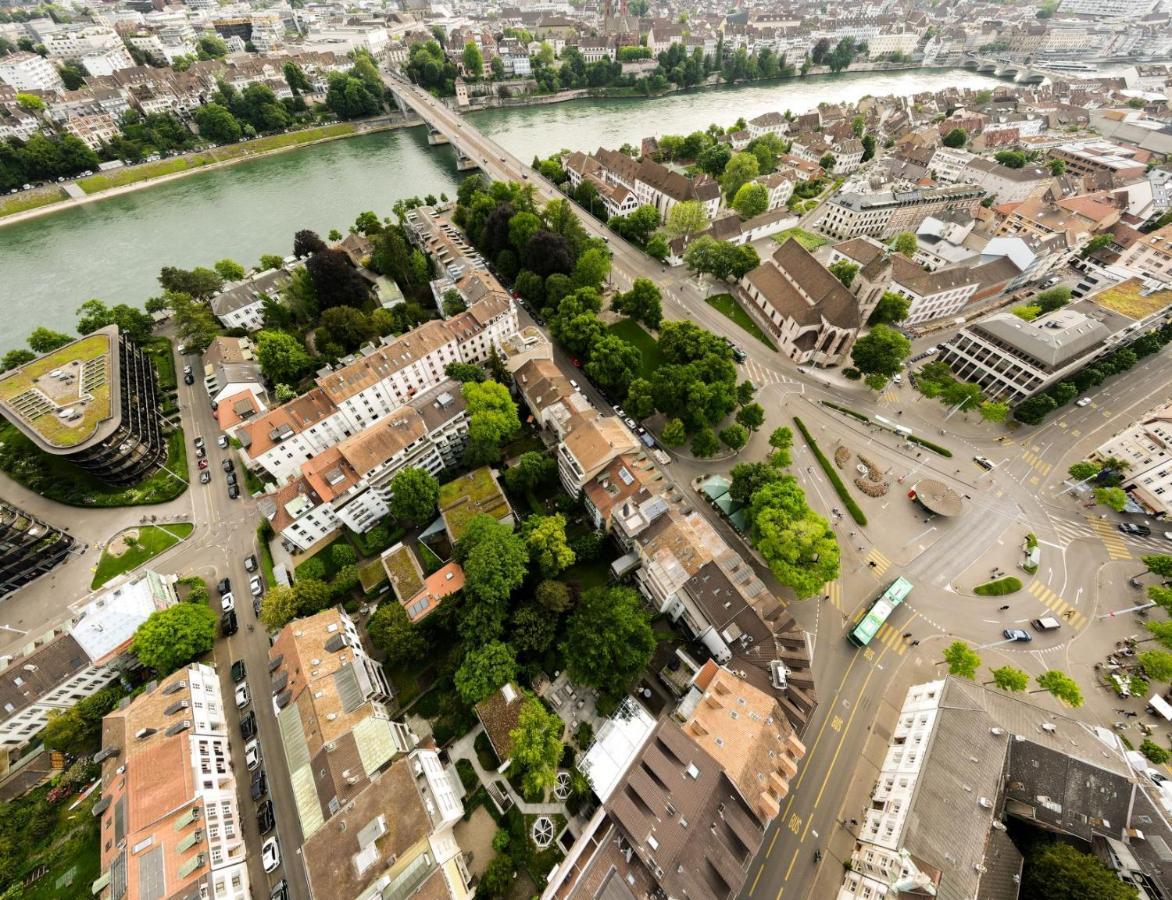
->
[906,435,953,458]
[793,416,867,526]
[973,576,1022,596]
[820,401,952,457]
[820,401,869,423]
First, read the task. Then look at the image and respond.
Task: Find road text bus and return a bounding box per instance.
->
[848,576,913,647]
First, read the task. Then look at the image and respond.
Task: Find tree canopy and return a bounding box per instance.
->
[389,467,440,524]
[562,586,656,702]
[131,602,218,674]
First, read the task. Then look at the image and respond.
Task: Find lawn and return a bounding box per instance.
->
[705,293,777,350]
[607,319,666,381]
[771,227,829,251]
[0,422,189,507]
[91,523,194,589]
[0,185,68,219]
[256,521,277,585]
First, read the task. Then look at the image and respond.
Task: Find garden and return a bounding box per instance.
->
[91,523,194,589]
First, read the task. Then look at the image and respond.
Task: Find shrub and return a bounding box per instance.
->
[1141,739,1170,764]
[296,557,326,580]
[906,435,953,458]
[973,576,1022,596]
[793,417,866,526]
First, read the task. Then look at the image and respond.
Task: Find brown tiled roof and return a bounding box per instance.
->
[238,387,338,456]
[562,413,641,476]
[0,634,89,721]
[744,240,860,330]
[337,406,427,477]
[316,320,454,405]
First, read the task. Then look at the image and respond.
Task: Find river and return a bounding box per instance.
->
[0,67,1006,352]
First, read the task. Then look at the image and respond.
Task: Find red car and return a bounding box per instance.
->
[198,458,210,470]
[570,357,582,368]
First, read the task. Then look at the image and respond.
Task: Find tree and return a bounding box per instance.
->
[828,258,859,287]
[861,133,876,162]
[535,579,572,613]
[40,686,122,756]
[697,142,732,177]
[193,102,241,143]
[1150,585,1172,616]
[979,401,1009,423]
[504,451,556,495]
[562,586,656,701]
[214,258,245,281]
[988,666,1029,692]
[1022,842,1138,900]
[1,349,35,372]
[259,585,299,630]
[158,265,222,299]
[1145,620,1172,650]
[255,330,313,384]
[585,335,641,396]
[665,200,710,240]
[1137,554,1172,581]
[75,299,154,343]
[315,306,374,356]
[889,232,917,258]
[367,600,427,666]
[1033,670,1083,707]
[306,248,370,309]
[611,278,662,330]
[730,461,783,503]
[851,324,911,378]
[573,246,611,290]
[750,484,839,597]
[459,514,528,610]
[511,603,558,655]
[389,467,440,525]
[720,423,749,451]
[1142,739,1170,764]
[646,234,670,261]
[131,603,218,674]
[732,181,769,219]
[867,292,909,326]
[994,149,1027,169]
[462,41,484,76]
[1035,286,1071,312]
[818,152,837,172]
[293,229,327,259]
[522,230,574,278]
[508,211,543,252]
[454,641,517,704]
[942,128,967,148]
[691,426,720,457]
[463,380,521,464]
[1140,649,1172,682]
[1067,460,1101,481]
[480,856,515,898]
[509,696,564,799]
[524,514,575,577]
[661,418,687,447]
[721,151,760,199]
[736,402,765,432]
[167,290,219,353]
[26,327,73,353]
[942,641,981,679]
[1094,486,1127,512]
[445,361,485,383]
[1049,158,1066,176]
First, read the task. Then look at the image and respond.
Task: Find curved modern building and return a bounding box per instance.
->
[0,325,166,486]
[0,500,74,598]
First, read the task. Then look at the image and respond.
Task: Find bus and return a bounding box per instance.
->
[848,576,914,647]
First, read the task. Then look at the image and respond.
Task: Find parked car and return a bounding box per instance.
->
[1120,522,1152,536]
[234,683,250,709]
[1003,628,1032,642]
[270,880,289,900]
[199,471,211,484]
[217,435,229,448]
[729,344,747,363]
[244,554,258,572]
[228,484,239,500]
[249,576,264,597]
[193,436,205,449]
[220,592,235,613]
[240,711,257,741]
[244,738,261,771]
[184,373,195,386]
[230,659,246,683]
[624,416,637,430]
[613,405,626,420]
[221,610,237,636]
[973,455,994,470]
[249,766,266,800]
[217,577,231,595]
[261,837,281,873]
[226,472,237,487]
[569,379,580,391]
[222,458,234,473]
[198,458,209,470]
[1076,397,1092,407]
[256,799,275,834]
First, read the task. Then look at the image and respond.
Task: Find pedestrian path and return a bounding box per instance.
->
[1020,448,1052,478]
[872,621,911,655]
[741,357,792,388]
[1026,579,1087,629]
[864,548,892,580]
[875,386,900,405]
[824,579,843,609]
[1088,517,1133,560]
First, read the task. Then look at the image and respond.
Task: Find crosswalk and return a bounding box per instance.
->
[875,386,900,405]
[864,548,892,580]
[741,357,791,388]
[872,621,913,655]
[823,579,843,609]
[1026,579,1087,629]
[1020,448,1052,478]
[1088,517,1133,560]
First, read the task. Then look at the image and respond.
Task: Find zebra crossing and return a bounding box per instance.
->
[1019,449,1052,478]
[823,579,843,609]
[872,621,913,655]
[1026,579,1087,629]
[864,548,892,580]
[1088,517,1134,560]
[740,357,790,389]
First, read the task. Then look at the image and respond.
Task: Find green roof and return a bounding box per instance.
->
[0,331,113,449]
[381,543,423,602]
[438,466,512,542]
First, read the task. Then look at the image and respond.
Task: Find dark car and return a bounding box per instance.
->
[230,660,246,683]
[184,373,195,385]
[252,596,262,616]
[240,711,257,741]
[1120,522,1152,536]
[256,800,275,834]
[244,554,258,572]
[226,472,237,487]
[199,471,211,484]
[228,484,239,500]
[250,767,267,801]
[270,880,289,900]
[217,577,231,595]
[222,458,234,473]
[221,610,237,636]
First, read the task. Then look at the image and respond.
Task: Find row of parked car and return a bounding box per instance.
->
[193,434,240,497]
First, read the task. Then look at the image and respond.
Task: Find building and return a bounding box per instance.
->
[740,239,868,367]
[0,326,167,486]
[837,677,1136,899]
[93,663,251,900]
[513,357,594,439]
[209,266,294,332]
[1115,222,1172,285]
[380,542,464,622]
[962,158,1054,205]
[816,184,985,240]
[557,411,641,495]
[0,51,64,91]
[1092,402,1172,518]
[436,465,513,544]
[1052,137,1152,187]
[201,336,267,406]
[0,500,74,599]
[0,570,176,756]
[938,280,1172,403]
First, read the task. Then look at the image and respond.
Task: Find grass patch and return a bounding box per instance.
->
[92,523,194,589]
[0,334,111,448]
[455,757,479,793]
[561,558,613,593]
[358,558,389,595]
[437,467,511,543]
[0,184,68,219]
[772,227,828,251]
[0,422,188,506]
[793,416,867,526]
[77,124,357,194]
[607,319,667,381]
[705,293,776,350]
[973,576,1022,596]
[140,337,176,392]
[4,784,101,900]
[474,730,501,771]
[256,521,277,585]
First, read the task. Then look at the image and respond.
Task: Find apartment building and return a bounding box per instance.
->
[0,51,65,91]
[381,542,465,622]
[557,410,641,495]
[1093,402,1172,517]
[926,146,976,184]
[1116,223,1172,285]
[261,381,469,550]
[513,357,595,439]
[0,570,177,754]
[962,158,1054,205]
[747,111,789,139]
[94,664,251,900]
[816,184,984,240]
[209,266,294,332]
[0,325,167,486]
[0,500,74,599]
[1048,139,1148,187]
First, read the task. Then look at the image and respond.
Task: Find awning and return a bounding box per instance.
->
[92,796,111,817]
[174,806,200,830]
[276,689,292,709]
[177,853,205,879]
[91,871,110,895]
[271,671,288,693]
[176,829,203,853]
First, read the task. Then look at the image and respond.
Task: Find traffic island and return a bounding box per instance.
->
[91,523,194,589]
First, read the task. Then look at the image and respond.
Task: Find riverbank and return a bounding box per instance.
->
[0,115,421,227]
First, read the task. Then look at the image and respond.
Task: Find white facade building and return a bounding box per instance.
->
[0,51,64,91]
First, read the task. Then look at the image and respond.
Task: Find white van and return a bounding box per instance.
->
[1031,616,1061,631]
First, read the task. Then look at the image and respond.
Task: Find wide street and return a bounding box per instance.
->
[1,76,1168,900]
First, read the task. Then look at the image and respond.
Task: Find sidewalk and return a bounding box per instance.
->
[448,725,565,816]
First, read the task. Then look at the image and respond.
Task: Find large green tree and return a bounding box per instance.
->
[26,327,73,354]
[664,200,710,240]
[562,586,656,702]
[1022,842,1138,900]
[367,601,428,666]
[1033,670,1083,707]
[40,686,122,755]
[454,640,517,705]
[584,334,641,396]
[255,330,313,384]
[750,480,839,597]
[463,380,521,464]
[130,602,218,674]
[523,514,575,577]
[942,641,981,679]
[458,514,528,638]
[850,324,911,378]
[389,467,440,525]
[508,695,564,799]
